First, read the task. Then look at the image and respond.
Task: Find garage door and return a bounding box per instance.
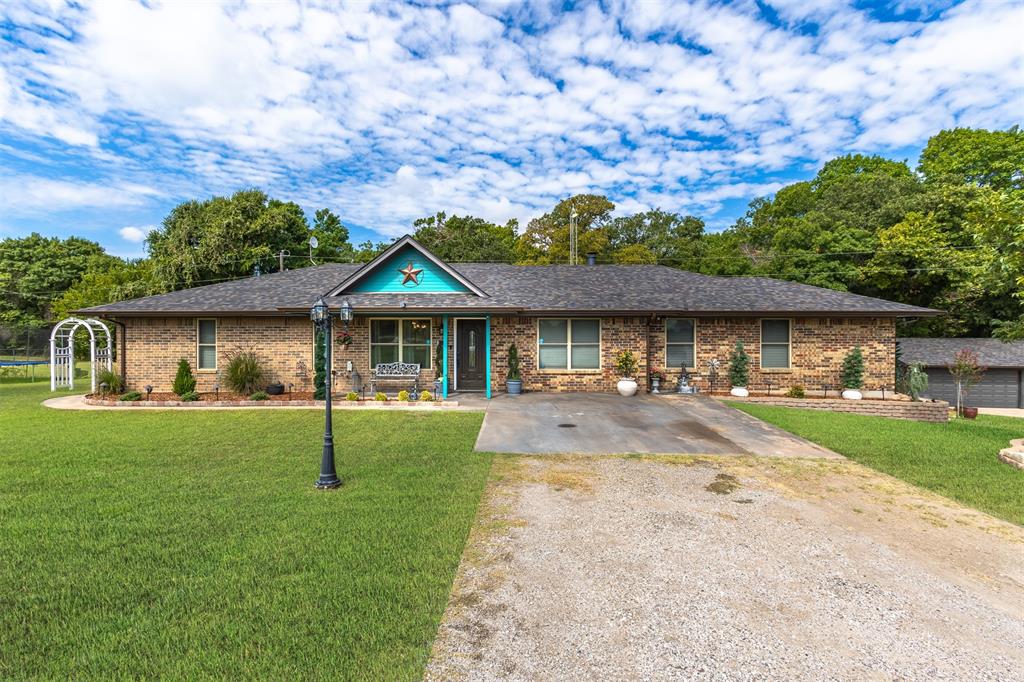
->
[924,368,1022,408]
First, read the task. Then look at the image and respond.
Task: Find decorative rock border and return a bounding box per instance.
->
[84,396,463,409]
[998,439,1024,470]
[721,395,949,423]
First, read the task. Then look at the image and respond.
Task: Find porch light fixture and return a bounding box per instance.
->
[310,295,342,490]
[339,299,353,327]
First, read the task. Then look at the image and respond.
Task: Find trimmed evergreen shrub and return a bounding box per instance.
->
[346,392,359,401]
[119,391,142,401]
[785,385,806,398]
[397,390,410,402]
[728,341,750,388]
[249,391,269,401]
[841,346,865,389]
[224,349,265,396]
[419,390,433,402]
[179,391,200,402]
[374,392,387,401]
[172,359,196,397]
[507,343,521,381]
[313,329,326,400]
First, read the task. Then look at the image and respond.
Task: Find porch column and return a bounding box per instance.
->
[442,314,449,399]
[485,315,492,399]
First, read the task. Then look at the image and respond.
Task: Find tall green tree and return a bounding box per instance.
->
[147,189,309,289]
[310,208,355,263]
[516,194,615,264]
[51,259,162,321]
[412,211,517,262]
[608,209,704,266]
[0,233,113,326]
[919,126,1024,191]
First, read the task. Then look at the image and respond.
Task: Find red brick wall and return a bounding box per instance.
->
[117,314,895,395]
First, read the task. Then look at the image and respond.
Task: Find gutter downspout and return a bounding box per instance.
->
[105,317,127,380]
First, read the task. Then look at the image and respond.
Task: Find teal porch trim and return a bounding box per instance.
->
[442,315,449,399]
[348,245,471,293]
[485,315,491,399]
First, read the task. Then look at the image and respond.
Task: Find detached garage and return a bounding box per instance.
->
[897,338,1024,409]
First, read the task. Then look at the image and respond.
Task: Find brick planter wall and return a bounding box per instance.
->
[724,396,949,423]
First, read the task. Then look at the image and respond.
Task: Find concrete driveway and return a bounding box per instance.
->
[474,392,838,458]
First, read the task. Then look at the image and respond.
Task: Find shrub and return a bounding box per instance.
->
[507,343,521,381]
[728,341,750,388]
[841,346,865,389]
[313,329,327,400]
[249,391,269,401]
[615,350,639,377]
[419,390,433,402]
[948,348,985,416]
[907,363,929,400]
[346,391,359,401]
[649,367,667,382]
[374,392,387,401]
[397,390,410,402]
[179,391,200,402]
[172,359,196,397]
[434,338,444,378]
[785,385,806,398]
[97,368,125,394]
[119,391,142,401]
[224,349,265,396]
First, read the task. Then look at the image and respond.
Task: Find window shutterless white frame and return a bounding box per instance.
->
[535,318,601,371]
[664,318,697,369]
[760,318,792,369]
[369,318,432,368]
[196,318,217,371]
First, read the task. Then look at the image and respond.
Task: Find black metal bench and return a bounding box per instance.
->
[369,362,420,395]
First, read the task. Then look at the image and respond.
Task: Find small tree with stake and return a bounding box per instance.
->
[507,343,521,381]
[948,348,985,417]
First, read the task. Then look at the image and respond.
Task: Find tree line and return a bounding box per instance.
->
[1,126,1021,340]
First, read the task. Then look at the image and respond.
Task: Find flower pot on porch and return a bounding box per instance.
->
[841,389,863,400]
[506,379,522,395]
[650,377,661,393]
[730,386,749,397]
[617,378,638,397]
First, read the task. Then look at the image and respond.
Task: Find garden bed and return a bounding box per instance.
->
[722,395,949,422]
[85,393,461,408]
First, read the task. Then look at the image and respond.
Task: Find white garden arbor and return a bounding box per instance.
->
[50,317,113,393]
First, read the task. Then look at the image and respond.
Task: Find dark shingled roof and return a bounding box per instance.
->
[80,261,940,317]
[898,338,1024,368]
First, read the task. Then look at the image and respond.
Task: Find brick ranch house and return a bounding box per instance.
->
[80,235,939,398]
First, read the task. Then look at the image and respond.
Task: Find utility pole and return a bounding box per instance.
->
[278,250,290,272]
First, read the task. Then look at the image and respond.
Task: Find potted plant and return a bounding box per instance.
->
[728,341,750,397]
[506,342,522,395]
[266,382,285,395]
[841,346,865,400]
[649,367,666,393]
[615,350,639,397]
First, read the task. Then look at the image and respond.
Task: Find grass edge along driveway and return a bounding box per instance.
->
[0,381,493,679]
[730,402,1024,526]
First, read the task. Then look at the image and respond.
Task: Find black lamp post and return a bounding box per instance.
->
[311,296,342,490]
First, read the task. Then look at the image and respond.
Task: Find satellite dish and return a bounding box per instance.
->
[309,235,319,249]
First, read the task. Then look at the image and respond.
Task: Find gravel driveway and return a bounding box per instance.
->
[426,456,1024,680]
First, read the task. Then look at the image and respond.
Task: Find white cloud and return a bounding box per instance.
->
[0,0,1021,239]
[118,225,154,243]
[0,176,162,215]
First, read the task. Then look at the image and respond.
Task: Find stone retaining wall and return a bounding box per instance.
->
[998,439,1024,470]
[724,396,949,423]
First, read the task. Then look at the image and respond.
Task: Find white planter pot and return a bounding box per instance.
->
[730,387,749,397]
[841,389,863,400]
[617,378,638,397]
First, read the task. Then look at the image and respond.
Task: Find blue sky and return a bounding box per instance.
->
[1,0,1022,258]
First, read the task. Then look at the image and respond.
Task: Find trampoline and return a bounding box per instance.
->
[0,359,48,381]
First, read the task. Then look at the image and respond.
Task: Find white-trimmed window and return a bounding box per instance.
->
[371,319,431,368]
[197,319,217,370]
[538,319,600,370]
[761,319,791,369]
[665,318,696,369]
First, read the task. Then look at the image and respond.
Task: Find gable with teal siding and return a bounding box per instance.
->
[347,245,473,293]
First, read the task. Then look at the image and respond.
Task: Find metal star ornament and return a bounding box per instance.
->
[398,261,423,286]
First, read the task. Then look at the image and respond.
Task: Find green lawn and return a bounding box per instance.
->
[731,403,1024,525]
[0,381,491,679]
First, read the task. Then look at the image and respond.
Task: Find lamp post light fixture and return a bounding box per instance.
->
[99,381,109,396]
[144,384,153,400]
[311,296,342,490]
